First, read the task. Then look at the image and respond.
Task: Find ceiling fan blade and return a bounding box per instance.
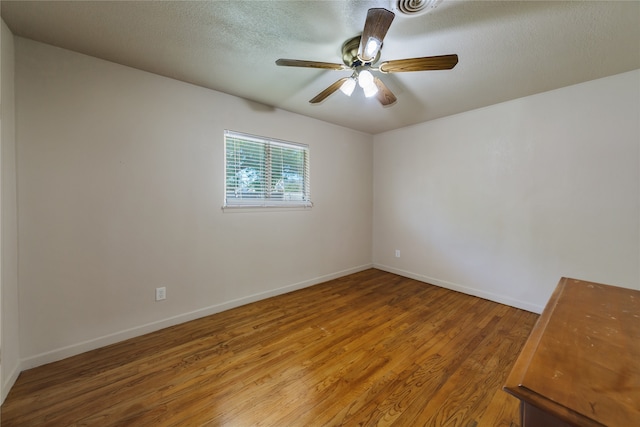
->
[359,8,395,62]
[374,77,397,106]
[309,77,349,104]
[379,54,459,73]
[276,59,347,70]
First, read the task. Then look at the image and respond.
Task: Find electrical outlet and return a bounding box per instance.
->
[155,287,166,301]
[395,249,401,258]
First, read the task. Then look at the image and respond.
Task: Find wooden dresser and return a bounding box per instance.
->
[503,277,640,427]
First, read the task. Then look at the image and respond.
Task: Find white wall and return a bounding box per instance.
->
[10,32,640,379]
[373,70,640,313]
[1,18,19,403]
[15,37,373,368]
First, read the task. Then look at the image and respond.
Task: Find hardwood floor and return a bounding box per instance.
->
[2,269,538,426]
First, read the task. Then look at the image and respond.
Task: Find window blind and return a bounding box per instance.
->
[224,130,311,208]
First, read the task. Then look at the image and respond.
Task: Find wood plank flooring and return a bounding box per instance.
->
[1,269,538,426]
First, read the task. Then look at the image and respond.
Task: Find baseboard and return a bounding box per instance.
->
[20,263,373,371]
[373,263,544,314]
[1,360,21,404]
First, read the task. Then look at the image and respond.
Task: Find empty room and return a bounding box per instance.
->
[1,1,639,426]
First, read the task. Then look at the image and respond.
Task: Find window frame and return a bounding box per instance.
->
[223,130,312,209]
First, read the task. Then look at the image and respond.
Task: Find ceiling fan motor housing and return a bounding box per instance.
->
[342,36,380,67]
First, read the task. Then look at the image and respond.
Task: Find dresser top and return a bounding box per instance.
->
[504,277,640,426]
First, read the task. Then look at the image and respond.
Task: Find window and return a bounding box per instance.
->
[224,130,311,208]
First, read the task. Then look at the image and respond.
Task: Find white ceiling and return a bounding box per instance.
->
[2,0,639,134]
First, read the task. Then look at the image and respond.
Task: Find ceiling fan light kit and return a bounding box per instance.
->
[363,38,382,61]
[340,77,356,96]
[358,70,378,98]
[276,7,458,106]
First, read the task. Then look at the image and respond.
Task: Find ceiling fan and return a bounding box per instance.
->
[275,8,458,106]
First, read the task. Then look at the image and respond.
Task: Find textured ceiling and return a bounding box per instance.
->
[2,0,639,134]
